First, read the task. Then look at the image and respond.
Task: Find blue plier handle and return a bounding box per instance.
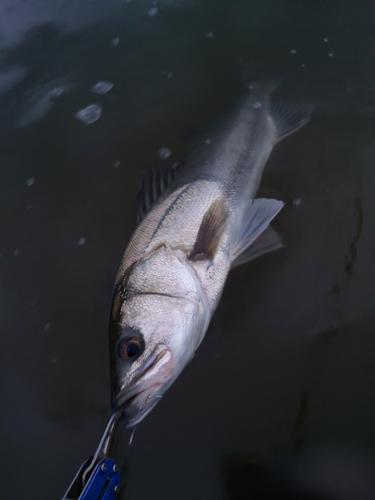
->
[61,411,123,500]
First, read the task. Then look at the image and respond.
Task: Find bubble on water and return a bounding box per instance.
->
[301,63,305,67]
[75,104,102,125]
[114,160,121,168]
[14,249,19,256]
[48,86,65,98]
[26,178,35,186]
[91,81,114,95]
[205,138,211,144]
[247,82,255,90]
[252,101,262,109]
[292,198,301,207]
[44,323,51,331]
[78,237,86,246]
[148,7,158,16]
[171,162,179,169]
[167,72,173,79]
[323,37,329,42]
[206,31,214,38]
[158,147,172,159]
[291,49,297,54]
[112,37,120,46]
[328,52,334,57]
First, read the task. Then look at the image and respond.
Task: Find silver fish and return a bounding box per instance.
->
[109,83,312,427]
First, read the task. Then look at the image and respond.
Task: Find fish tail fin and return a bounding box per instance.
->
[242,74,312,139]
[269,101,313,141]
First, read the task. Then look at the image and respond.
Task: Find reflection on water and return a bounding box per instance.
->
[1,0,375,498]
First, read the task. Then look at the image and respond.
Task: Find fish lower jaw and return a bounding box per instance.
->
[115,347,175,424]
[116,382,163,427]
[116,381,162,409]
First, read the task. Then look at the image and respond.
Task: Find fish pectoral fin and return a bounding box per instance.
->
[270,101,312,142]
[190,199,229,261]
[230,226,283,269]
[230,198,284,268]
[137,163,182,223]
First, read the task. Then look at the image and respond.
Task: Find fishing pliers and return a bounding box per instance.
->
[61,410,124,500]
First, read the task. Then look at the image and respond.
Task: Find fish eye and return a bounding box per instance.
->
[118,334,145,362]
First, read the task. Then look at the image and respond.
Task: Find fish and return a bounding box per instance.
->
[109,83,312,427]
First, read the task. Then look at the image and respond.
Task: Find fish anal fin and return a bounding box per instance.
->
[137,163,181,223]
[230,226,283,269]
[231,198,284,267]
[270,101,312,142]
[190,199,229,261]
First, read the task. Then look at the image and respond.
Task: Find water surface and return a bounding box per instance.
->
[1,0,375,498]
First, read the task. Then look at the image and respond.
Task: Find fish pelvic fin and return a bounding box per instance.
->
[230,198,284,269]
[190,199,229,262]
[270,101,312,142]
[231,226,283,269]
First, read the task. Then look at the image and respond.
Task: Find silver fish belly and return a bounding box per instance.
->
[109,83,312,427]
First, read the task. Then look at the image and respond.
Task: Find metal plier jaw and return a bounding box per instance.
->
[62,411,124,500]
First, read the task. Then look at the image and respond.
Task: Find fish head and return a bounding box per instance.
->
[109,244,210,427]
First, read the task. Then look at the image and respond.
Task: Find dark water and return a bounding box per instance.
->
[2,0,375,498]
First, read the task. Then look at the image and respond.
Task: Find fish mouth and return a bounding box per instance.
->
[115,346,174,426]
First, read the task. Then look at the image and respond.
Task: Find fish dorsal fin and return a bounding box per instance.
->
[190,199,229,261]
[137,164,181,223]
[230,198,284,268]
[270,101,312,142]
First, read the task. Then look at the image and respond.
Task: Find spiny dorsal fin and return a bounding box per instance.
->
[137,163,181,223]
[190,199,229,261]
[270,101,312,142]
